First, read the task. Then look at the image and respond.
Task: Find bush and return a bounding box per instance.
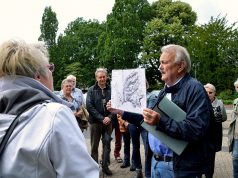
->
[218,89,238,105]
[223,99,234,105]
[219,89,233,100]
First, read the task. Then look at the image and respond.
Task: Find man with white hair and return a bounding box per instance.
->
[107,44,216,178]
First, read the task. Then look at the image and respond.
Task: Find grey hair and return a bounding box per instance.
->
[204,83,216,92]
[95,67,107,77]
[161,44,191,72]
[61,78,72,89]
[66,74,76,81]
[0,39,49,78]
[234,79,238,86]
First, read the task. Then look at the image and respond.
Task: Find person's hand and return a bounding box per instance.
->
[106,100,123,115]
[75,110,82,118]
[103,117,111,125]
[143,108,160,126]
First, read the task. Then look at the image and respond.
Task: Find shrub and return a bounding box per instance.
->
[219,89,233,100]
[218,89,238,105]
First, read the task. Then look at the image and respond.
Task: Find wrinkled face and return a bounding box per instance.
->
[159,51,182,86]
[205,87,215,102]
[62,82,73,95]
[96,71,107,87]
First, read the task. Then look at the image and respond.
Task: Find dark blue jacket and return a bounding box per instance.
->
[123,73,216,176]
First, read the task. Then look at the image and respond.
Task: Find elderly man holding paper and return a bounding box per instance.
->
[107,44,216,178]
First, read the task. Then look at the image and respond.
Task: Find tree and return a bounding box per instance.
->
[38,6,58,46]
[187,16,238,93]
[53,18,105,89]
[141,0,197,87]
[97,0,152,72]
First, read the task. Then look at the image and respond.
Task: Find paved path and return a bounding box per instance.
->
[83,108,234,178]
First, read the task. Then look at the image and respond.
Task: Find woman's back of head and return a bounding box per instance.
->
[0,39,49,78]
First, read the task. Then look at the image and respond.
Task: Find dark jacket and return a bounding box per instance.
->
[122,73,216,176]
[158,73,216,175]
[86,82,115,124]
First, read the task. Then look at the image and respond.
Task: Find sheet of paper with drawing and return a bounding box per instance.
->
[111,68,146,114]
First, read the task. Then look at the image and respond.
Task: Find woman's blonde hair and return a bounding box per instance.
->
[0,39,49,78]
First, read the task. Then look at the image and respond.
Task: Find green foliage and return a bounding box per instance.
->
[38,1,238,92]
[97,0,153,72]
[38,6,58,46]
[187,16,238,92]
[219,89,233,100]
[141,0,197,85]
[52,18,105,90]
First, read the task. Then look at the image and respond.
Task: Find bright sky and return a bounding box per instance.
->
[0,0,237,44]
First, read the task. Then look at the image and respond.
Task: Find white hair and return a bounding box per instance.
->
[161,44,191,72]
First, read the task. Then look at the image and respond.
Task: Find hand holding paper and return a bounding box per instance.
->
[106,100,124,115]
[143,108,160,126]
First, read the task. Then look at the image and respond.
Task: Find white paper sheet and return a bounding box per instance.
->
[111,68,146,114]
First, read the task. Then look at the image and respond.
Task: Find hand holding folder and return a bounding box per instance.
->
[141,96,188,155]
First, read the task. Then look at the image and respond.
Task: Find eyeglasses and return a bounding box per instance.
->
[47,63,55,72]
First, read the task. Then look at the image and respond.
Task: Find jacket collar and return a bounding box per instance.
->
[0,75,74,115]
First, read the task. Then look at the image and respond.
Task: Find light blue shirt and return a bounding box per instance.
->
[148,133,173,156]
[71,87,85,107]
[147,90,173,157]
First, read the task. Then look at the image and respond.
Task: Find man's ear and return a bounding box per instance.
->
[178,61,186,73]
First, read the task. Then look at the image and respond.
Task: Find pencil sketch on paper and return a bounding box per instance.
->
[111,68,146,114]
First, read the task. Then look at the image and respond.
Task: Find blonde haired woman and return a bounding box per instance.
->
[0,39,99,178]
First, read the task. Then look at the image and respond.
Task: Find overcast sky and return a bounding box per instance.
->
[0,0,237,44]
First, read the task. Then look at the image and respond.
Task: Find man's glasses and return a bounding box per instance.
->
[47,63,55,72]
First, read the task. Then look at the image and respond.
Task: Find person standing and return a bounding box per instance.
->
[60,78,87,131]
[66,74,85,107]
[107,93,174,178]
[86,67,115,176]
[228,79,238,178]
[204,83,227,178]
[142,44,216,178]
[112,116,123,164]
[107,44,216,178]
[0,39,99,178]
[117,114,131,167]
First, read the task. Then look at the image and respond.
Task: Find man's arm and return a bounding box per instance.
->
[158,83,212,142]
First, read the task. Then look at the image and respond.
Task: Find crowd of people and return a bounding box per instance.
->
[0,38,238,178]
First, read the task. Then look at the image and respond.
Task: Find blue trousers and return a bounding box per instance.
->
[151,156,173,178]
[128,124,142,169]
[140,128,152,178]
[122,131,131,165]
